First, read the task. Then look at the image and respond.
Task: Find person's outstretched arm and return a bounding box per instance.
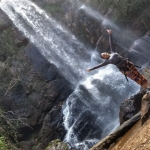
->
[87,61,109,72]
[106,30,113,53]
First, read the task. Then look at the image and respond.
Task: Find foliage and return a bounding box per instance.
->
[0,108,19,150]
[44,4,63,16]
[97,0,114,13]
[0,13,27,149]
[113,0,150,24]
[0,27,20,62]
[0,137,8,150]
[0,109,18,142]
[0,58,22,99]
[0,25,24,98]
[95,0,150,26]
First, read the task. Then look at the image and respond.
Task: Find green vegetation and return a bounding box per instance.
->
[0,108,19,150]
[44,4,63,16]
[0,137,9,150]
[0,26,25,98]
[97,0,150,25]
[113,0,150,24]
[0,27,20,61]
[0,24,26,149]
[0,26,23,95]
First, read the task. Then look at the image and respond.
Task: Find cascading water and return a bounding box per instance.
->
[0,0,141,150]
[127,36,150,68]
[62,65,140,149]
[0,0,92,87]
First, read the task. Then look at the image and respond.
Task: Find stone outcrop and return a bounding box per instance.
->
[119,89,146,124]
[45,139,69,150]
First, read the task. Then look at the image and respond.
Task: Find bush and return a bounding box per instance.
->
[0,137,8,150]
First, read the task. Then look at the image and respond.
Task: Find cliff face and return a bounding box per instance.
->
[0,8,72,150]
[0,0,150,150]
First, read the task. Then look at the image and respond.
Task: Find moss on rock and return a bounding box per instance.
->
[0,137,9,150]
[0,27,20,61]
[45,139,69,150]
[44,4,63,15]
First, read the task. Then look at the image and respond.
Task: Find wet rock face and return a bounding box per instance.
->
[73,110,102,142]
[33,106,67,150]
[25,44,58,81]
[119,90,146,124]
[0,16,72,148]
[1,44,72,145]
[0,9,12,30]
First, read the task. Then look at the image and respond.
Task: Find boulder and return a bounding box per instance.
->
[119,89,146,124]
[35,105,67,149]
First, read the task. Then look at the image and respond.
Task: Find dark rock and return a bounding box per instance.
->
[119,89,146,124]
[0,41,72,149]
[25,43,58,81]
[76,7,102,45]
[18,140,34,150]
[35,106,67,149]
[0,9,12,31]
[141,92,150,125]
[45,139,69,150]
[13,28,29,47]
[73,110,102,142]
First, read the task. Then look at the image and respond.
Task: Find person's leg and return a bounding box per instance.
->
[125,67,149,88]
[142,81,150,88]
[120,61,150,88]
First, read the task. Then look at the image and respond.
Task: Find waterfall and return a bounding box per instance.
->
[0,0,140,150]
[127,36,150,68]
[0,0,91,87]
[63,65,139,149]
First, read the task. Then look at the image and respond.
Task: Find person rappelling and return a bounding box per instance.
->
[87,30,150,88]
